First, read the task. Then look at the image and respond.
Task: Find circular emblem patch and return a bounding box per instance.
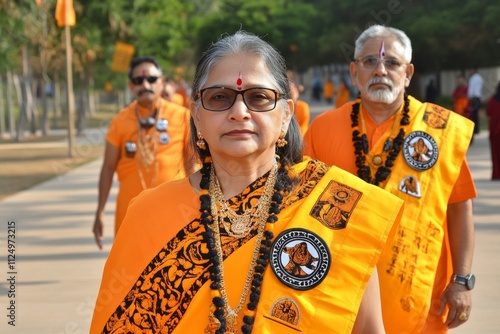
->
[159,132,170,145]
[156,118,168,132]
[403,131,439,171]
[270,228,331,290]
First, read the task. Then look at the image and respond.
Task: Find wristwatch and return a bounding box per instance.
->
[451,273,476,290]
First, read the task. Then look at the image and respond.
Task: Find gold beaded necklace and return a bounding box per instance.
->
[207,164,276,333]
[210,164,278,238]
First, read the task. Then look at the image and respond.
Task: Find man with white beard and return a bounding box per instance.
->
[304,25,476,334]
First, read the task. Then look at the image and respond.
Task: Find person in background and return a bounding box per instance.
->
[288,70,310,136]
[162,77,185,106]
[304,24,476,333]
[312,75,322,101]
[486,81,500,180]
[323,77,335,104]
[467,68,484,135]
[92,56,195,250]
[90,31,404,334]
[452,75,469,116]
[425,78,439,103]
[335,77,351,108]
[177,77,193,108]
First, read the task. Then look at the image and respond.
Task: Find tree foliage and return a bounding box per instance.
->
[1,0,499,101]
[2,0,499,82]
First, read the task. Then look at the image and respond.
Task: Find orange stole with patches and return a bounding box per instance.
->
[174,162,403,334]
[377,97,474,333]
[249,163,403,333]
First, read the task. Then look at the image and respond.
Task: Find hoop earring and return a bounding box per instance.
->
[276,129,288,148]
[196,131,207,150]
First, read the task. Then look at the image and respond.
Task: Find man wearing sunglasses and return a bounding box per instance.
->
[93,56,195,250]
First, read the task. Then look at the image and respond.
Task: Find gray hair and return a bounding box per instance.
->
[354,25,412,63]
[191,31,290,101]
[190,30,303,165]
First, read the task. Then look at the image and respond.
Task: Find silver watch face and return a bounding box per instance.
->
[466,274,475,290]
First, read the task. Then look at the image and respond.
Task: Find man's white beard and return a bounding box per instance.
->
[365,88,400,103]
[363,77,403,104]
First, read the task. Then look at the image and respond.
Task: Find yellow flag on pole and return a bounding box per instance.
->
[55,0,76,27]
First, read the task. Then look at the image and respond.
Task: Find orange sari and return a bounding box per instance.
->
[90,159,403,333]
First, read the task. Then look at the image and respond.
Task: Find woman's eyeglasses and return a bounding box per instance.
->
[196,86,282,112]
[130,76,160,85]
[355,56,407,71]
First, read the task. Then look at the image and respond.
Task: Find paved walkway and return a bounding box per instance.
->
[0,113,499,333]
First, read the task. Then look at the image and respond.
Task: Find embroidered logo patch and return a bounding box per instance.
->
[423,105,450,129]
[270,228,331,290]
[398,176,421,198]
[310,180,362,229]
[403,131,439,171]
[270,297,301,326]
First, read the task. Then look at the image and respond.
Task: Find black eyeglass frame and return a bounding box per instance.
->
[130,76,160,86]
[196,86,283,112]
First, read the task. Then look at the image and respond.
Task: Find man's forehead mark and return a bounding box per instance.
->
[379,40,386,58]
[141,69,147,76]
[236,72,243,90]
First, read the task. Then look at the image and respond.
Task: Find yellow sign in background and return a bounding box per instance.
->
[111,42,136,73]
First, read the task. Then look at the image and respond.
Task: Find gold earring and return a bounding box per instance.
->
[196,131,207,150]
[276,129,288,148]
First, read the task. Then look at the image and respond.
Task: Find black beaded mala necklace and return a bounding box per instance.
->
[351,92,410,186]
[198,153,285,334]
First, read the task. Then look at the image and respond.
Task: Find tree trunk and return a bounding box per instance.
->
[53,75,62,128]
[15,76,29,142]
[6,70,15,138]
[87,63,96,116]
[40,77,50,135]
[0,73,5,136]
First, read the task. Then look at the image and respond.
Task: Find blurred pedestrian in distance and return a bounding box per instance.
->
[312,75,322,101]
[90,30,404,334]
[92,56,195,250]
[288,70,310,136]
[335,77,350,108]
[452,75,469,116]
[486,81,500,179]
[176,77,193,108]
[162,77,185,106]
[323,77,335,104]
[467,68,484,134]
[425,78,438,103]
[304,24,476,334]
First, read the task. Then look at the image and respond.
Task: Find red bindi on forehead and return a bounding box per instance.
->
[236,72,243,90]
[378,40,386,58]
[142,69,147,76]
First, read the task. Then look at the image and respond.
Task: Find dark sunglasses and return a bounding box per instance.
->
[130,76,160,85]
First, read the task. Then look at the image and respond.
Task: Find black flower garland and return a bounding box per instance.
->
[351,92,410,186]
[199,152,285,334]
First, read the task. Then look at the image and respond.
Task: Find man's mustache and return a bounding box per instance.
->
[138,89,154,95]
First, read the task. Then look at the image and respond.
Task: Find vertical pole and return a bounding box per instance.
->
[65,24,76,158]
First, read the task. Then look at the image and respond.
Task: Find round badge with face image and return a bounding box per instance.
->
[403,131,439,171]
[270,228,331,291]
